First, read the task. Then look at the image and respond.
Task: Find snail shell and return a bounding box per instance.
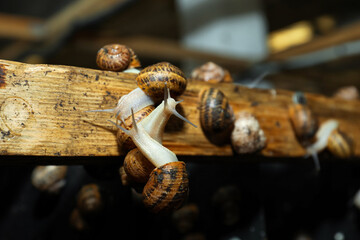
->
[136,62,187,102]
[127,47,141,69]
[199,88,235,145]
[231,111,266,154]
[327,130,353,158]
[31,165,68,194]
[288,103,318,141]
[117,105,155,152]
[333,85,359,100]
[77,184,103,216]
[143,161,189,214]
[124,148,155,183]
[96,44,133,71]
[69,208,87,231]
[191,61,232,83]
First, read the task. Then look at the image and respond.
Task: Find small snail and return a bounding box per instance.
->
[172,203,199,233]
[327,129,353,158]
[191,61,232,83]
[77,184,103,216]
[111,109,189,213]
[288,92,318,143]
[31,165,68,194]
[199,88,235,145]
[96,44,140,71]
[333,85,359,100]
[231,111,266,154]
[69,208,88,231]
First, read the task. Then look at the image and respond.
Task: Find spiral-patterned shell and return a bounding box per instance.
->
[136,62,187,102]
[143,161,189,214]
[77,184,103,216]
[124,148,155,183]
[288,103,318,141]
[199,88,235,145]
[117,105,155,152]
[96,44,131,71]
[31,165,68,193]
[327,130,353,158]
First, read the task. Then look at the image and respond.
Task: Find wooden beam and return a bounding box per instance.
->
[0,59,359,162]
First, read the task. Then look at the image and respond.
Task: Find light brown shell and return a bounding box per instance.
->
[231,111,266,154]
[96,44,131,71]
[327,130,354,158]
[124,148,155,183]
[191,62,232,83]
[31,165,68,193]
[143,161,189,214]
[77,184,103,216]
[117,105,155,152]
[127,47,141,69]
[199,88,235,145]
[333,85,359,100]
[136,62,187,102]
[288,103,318,141]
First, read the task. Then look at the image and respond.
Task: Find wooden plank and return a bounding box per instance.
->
[0,59,359,161]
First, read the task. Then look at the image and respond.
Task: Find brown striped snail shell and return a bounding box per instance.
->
[288,103,318,142]
[77,184,103,216]
[333,85,359,100]
[327,129,354,158]
[124,148,155,183]
[199,88,235,145]
[143,161,189,214]
[31,165,68,194]
[127,47,141,69]
[231,111,266,154]
[191,61,232,83]
[117,105,155,152]
[96,44,140,71]
[136,62,187,102]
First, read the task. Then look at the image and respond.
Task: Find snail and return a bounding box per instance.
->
[86,62,187,123]
[288,92,318,143]
[77,183,103,216]
[327,129,354,158]
[230,111,266,154]
[96,44,140,71]
[31,165,68,194]
[333,85,359,100]
[172,203,199,233]
[191,61,232,83]
[111,109,189,213]
[199,88,235,145]
[123,148,155,183]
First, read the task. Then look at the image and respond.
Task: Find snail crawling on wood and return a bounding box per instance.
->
[305,119,354,171]
[191,61,233,83]
[31,165,68,194]
[198,88,235,146]
[96,44,141,72]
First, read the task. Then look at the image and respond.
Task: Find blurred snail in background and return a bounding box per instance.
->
[333,85,359,101]
[77,183,103,216]
[31,165,68,194]
[191,61,233,83]
[288,92,318,144]
[172,203,199,234]
[327,129,354,158]
[96,44,140,71]
[231,111,266,154]
[199,88,235,146]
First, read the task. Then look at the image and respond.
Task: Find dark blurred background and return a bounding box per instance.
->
[1,0,360,239]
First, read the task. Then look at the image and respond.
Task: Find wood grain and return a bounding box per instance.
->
[0,59,359,160]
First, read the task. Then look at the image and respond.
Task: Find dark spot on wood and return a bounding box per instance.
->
[275,121,281,128]
[1,130,11,139]
[95,74,99,81]
[59,100,64,107]
[54,152,61,156]
[44,70,51,76]
[251,101,259,106]
[233,86,239,92]
[73,106,77,110]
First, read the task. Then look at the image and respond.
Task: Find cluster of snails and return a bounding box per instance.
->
[288,92,354,171]
[194,62,266,154]
[88,44,197,213]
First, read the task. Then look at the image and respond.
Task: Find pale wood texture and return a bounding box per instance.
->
[0,59,359,159]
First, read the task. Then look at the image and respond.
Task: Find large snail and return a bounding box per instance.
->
[199,88,235,146]
[31,165,68,194]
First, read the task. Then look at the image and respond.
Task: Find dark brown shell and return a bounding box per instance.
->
[77,184,103,216]
[333,85,359,100]
[231,111,266,154]
[96,44,131,71]
[136,62,187,102]
[191,62,232,83]
[69,208,87,231]
[124,148,155,183]
[288,103,318,142]
[143,161,189,214]
[117,105,155,152]
[327,130,354,158]
[199,88,235,145]
[31,165,67,193]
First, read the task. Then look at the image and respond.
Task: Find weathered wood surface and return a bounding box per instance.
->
[0,59,359,161]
